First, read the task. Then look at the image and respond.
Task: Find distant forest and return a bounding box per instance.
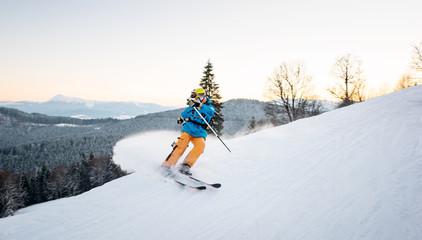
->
[0,154,127,218]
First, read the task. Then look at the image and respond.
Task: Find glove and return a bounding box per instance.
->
[177,116,185,124]
[186,98,202,109]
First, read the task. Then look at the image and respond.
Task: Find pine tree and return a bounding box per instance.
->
[72,157,91,194]
[199,59,224,135]
[40,164,51,201]
[248,116,257,133]
[19,172,30,206]
[32,165,51,203]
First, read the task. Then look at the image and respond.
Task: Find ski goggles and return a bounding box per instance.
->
[191,92,205,99]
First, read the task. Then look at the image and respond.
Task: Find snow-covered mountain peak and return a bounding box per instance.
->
[49,94,96,108]
[49,94,90,103]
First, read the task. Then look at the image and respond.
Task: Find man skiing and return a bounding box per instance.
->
[161,87,215,176]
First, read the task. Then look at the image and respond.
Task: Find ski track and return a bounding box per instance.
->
[0,86,421,240]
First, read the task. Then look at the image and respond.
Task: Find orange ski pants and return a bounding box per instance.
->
[162,131,206,168]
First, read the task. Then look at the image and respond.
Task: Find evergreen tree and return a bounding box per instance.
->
[28,176,37,204]
[32,165,51,203]
[39,164,51,201]
[19,172,31,205]
[106,157,120,182]
[72,158,91,194]
[199,59,224,135]
[248,116,257,133]
[33,170,43,203]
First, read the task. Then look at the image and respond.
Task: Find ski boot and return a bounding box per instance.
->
[159,165,172,177]
[179,163,192,176]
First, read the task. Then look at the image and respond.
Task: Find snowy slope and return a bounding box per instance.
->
[1,86,421,240]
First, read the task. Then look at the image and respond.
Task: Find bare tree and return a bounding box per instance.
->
[396,43,422,91]
[411,43,422,72]
[328,53,367,107]
[409,43,422,86]
[395,74,417,90]
[265,61,321,123]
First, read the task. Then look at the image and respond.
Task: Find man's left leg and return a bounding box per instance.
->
[182,137,206,168]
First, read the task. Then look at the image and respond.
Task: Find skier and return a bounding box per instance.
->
[160,87,215,176]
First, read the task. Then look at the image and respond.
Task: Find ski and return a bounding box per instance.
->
[159,166,218,190]
[188,176,222,188]
[173,179,206,190]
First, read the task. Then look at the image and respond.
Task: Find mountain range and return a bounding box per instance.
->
[0,94,175,119]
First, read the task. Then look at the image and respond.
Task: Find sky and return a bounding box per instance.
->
[1,0,421,107]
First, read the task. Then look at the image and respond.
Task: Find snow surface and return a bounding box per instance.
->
[1,86,421,240]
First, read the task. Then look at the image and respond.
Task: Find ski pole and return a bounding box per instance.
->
[193,106,231,153]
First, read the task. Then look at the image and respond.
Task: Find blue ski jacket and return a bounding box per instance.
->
[181,98,215,138]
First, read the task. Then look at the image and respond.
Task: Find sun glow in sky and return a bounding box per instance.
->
[1,0,421,107]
